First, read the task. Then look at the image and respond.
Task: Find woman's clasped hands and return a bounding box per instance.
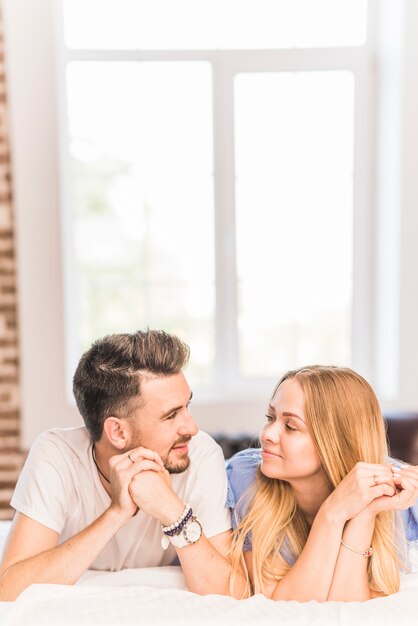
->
[322,462,418,523]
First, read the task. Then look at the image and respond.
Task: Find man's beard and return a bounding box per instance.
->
[128,431,191,474]
[162,435,192,474]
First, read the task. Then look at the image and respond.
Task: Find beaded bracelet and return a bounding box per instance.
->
[163,508,193,537]
[161,504,192,536]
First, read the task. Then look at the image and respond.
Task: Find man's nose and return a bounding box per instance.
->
[178,409,199,436]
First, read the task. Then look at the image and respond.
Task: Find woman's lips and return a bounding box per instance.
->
[261,449,282,458]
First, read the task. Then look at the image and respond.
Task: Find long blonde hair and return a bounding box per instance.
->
[230,365,405,596]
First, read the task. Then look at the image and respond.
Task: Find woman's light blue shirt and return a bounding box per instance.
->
[226,448,418,562]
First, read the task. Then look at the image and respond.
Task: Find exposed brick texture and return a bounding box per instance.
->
[0,4,25,521]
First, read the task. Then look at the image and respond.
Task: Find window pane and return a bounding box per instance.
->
[234,71,354,377]
[65,62,214,386]
[62,0,367,50]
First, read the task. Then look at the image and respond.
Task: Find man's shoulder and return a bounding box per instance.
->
[188,430,224,459]
[31,426,91,460]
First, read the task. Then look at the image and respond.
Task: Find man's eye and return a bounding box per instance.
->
[166,412,177,420]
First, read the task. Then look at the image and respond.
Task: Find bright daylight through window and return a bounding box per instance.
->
[59,0,367,392]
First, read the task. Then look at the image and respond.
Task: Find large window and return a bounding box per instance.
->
[58,0,370,394]
[9,0,418,445]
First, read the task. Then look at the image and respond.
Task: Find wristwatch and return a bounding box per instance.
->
[168,515,203,548]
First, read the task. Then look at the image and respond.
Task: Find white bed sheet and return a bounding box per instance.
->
[1,521,418,626]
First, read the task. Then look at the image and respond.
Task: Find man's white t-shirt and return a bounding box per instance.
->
[10,427,231,570]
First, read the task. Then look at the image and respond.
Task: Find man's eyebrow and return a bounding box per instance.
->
[160,391,193,419]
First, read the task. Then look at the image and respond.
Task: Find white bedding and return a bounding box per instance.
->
[1,521,418,626]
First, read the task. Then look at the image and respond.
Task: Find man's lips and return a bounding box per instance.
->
[171,438,191,452]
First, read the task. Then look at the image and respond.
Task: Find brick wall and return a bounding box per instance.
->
[0,5,25,521]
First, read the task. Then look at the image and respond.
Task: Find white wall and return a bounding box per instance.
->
[373,0,418,411]
[3,0,418,447]
[3,0,78,448]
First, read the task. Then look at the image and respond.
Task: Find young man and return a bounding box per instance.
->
[0,330,237,600]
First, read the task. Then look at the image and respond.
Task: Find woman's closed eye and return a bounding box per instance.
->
[265,415,297,431]
[285,422,297,431]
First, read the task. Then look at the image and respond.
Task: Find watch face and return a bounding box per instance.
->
[184,519,202,544]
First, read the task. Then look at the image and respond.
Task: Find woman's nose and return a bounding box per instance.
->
[264,421,282,443]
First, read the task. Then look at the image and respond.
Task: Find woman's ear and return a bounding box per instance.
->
[102,417,129,450]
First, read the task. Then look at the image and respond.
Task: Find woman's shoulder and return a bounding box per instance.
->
[400,500,418,543]
[226,447,262,481]
[225,447,261,509]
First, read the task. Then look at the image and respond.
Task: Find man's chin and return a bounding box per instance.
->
[166,456,190,474]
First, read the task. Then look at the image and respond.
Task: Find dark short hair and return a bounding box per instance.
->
[73,329,190,442]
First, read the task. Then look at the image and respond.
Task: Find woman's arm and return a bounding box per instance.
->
[328,464,418,600]
[271,463,396,602]
[270,506,345,602]
[327,510,375,601]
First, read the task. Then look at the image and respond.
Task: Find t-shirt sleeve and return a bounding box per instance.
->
[10,432,72,534]
[187,438,232,538]
[226,449,260,551]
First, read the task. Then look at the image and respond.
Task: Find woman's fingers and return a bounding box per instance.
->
[396,472,418,492]
[377,474,418,511]
[396,467,418,482]
[368,470,395,488]
[369,482,396,498]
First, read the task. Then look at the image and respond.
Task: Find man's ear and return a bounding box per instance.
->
[102,417,129,450]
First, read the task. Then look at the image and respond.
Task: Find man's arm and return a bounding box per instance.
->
[129,469,248,598]
[174,529,249,598]
[0,508,131,601]
[0,447,163,601]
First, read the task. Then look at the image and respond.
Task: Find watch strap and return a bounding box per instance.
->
[168,515,202,548]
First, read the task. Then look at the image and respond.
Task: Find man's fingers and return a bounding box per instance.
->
[110,448,165,472]
[127,460,163,477]
[127,447,165,468]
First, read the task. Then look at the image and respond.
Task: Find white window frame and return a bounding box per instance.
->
[56,3,374,394]
[8,0,418,447]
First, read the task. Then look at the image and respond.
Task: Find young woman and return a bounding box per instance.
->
[227,366,418,601]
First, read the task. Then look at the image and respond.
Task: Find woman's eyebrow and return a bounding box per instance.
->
[282,411,305,423]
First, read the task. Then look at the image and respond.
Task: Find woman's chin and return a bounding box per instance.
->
[260,460,284,480]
